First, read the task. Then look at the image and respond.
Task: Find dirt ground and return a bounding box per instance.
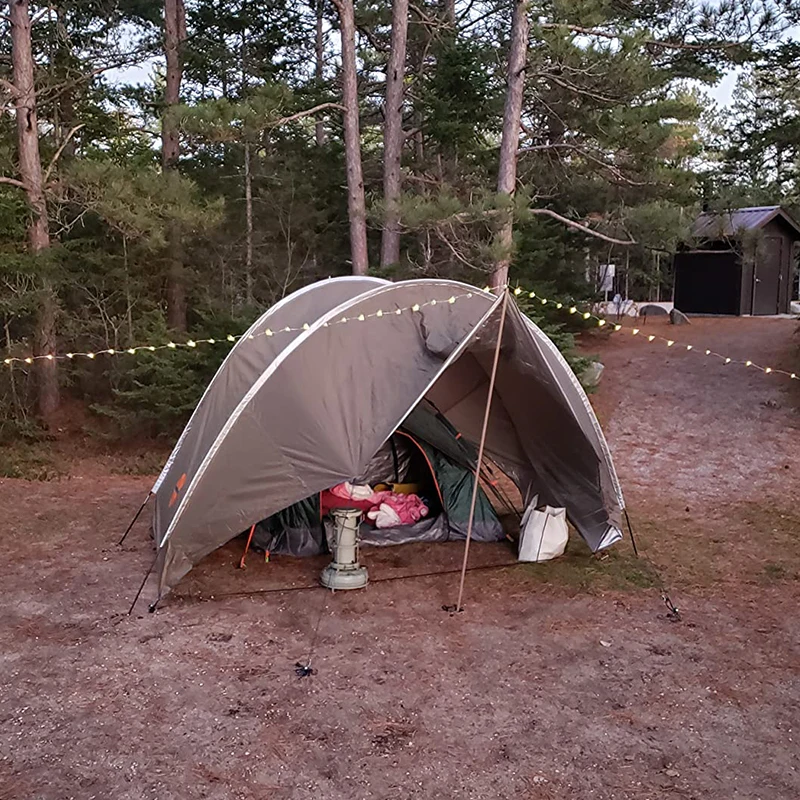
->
[2,316,799,800]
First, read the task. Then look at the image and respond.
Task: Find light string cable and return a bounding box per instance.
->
[1,290,479,367]
[500,284,799,383]
[4,285,797,383]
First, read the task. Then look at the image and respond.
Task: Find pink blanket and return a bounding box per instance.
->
[367,491,428,529]
[328,482,428,529]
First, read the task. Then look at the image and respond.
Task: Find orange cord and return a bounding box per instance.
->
[239,524,256,569]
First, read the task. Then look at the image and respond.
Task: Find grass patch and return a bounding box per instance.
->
[0,442,65,480]
[109,450,167,477]
[517,534,660,592]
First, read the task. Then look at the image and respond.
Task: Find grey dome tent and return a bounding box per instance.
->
[150,277,624,601]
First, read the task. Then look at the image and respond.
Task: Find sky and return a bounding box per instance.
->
[708,71,739,106]
[111,60,743,110]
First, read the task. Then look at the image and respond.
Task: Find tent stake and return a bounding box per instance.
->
[118,492,152,546]
[454,288,510,613]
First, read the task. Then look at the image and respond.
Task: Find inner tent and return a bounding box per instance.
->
[251,400,508,557]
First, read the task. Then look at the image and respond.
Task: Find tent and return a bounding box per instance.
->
[150,277,625,601]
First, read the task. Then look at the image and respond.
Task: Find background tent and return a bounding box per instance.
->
[150,279,625,600]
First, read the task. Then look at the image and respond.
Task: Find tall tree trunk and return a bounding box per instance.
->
[163,0,187,330]
[490,0,529,290]
[332,0,369,275]
[10,0,59,420]
[314,0,327,146]
[244,141,254,305]
[380,0,409,268]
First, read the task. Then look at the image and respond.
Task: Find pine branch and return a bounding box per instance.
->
[539,23,749,52]
[265,102,346,128]
[528,208,636,245]
[43,125,84,185]
[0,176,27,191]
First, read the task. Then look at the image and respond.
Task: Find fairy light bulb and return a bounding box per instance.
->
[597,319,606,327]
[725,357,731,364]
[513,287,522,296]
[167,342,176,349]
[412,304,420,312]
[187,340,196,348]
[613,324,622,331]
[647,335,655,342]
[569,306,577,314]
[667,340,674,347]
[582,311,590,319]
[529,291,536,299]
[127,348,136,355]
[632,328,639,335]
[376,309,383,317]
[227,334,235,342]
[745,360,752,367]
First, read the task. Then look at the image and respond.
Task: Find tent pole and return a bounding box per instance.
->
[118,492,152,546]
[455,288,510,612]
[128,553,158,615]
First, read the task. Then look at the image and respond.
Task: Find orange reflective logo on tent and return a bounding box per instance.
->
[169,473,187,508]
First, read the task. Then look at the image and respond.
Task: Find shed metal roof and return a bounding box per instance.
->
[691,206,800,239]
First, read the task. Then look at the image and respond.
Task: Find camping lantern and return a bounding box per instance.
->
[320,507,369,590]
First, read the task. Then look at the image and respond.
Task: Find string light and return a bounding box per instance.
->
[507,282,799,383]
[4,284,797,384]
[1,290,479,368]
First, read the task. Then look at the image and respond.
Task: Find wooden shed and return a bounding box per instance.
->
[673,206,800,315]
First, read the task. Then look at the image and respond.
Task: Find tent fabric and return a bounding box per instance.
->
[409,435,502,542]
[152,279,624,599]
[252,420,504,556]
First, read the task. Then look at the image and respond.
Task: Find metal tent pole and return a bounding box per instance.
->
[454,288,510,613]
[118,492,152,546]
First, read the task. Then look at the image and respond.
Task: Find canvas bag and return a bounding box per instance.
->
[518,504,568,562]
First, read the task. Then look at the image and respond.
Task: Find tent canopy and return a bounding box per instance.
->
[152,278,624,599]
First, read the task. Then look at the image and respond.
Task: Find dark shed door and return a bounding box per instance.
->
[673,251,740,314]
[753,238,782,315]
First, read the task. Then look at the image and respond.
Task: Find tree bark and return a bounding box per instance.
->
[244,141,254,305]
[10,0,59,419]
[163,0,187,330]
[380,0,409,268]
[314,0,327,146]
[441,0,456,26]
[332,0,369,275]
[490,0,529,290]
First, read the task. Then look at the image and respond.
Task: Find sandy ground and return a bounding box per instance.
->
[1,315,799,799]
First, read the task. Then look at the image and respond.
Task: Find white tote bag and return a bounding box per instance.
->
[518,505,568,562]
